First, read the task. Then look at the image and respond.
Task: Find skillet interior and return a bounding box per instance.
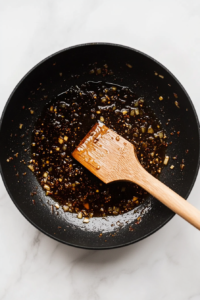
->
[0,43,199,249]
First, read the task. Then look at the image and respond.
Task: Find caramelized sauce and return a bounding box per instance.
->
[31,81,167,218]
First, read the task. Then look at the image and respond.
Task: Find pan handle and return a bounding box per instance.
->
[132,162,200,230]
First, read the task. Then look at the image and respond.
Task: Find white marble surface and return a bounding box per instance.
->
[1,0,200,299]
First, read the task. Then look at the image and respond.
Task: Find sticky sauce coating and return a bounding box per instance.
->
[30,81,168,220]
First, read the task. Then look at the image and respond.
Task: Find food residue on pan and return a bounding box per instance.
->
[28,81,170,222]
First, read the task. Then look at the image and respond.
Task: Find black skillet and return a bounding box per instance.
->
[0,43,199,249]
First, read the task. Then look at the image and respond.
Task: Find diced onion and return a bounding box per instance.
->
[180,164,185,170]
[140,126,146,133]
[64,136,68,141]
[147,126,154,134]
[175,101,180,108]
[111,86,117,91]
[77,212,83,219]
[135,108,140,115]
[157,130,164,139]
[134,100,139,107]
[163,155,169,165]
[28,165,34,172]
[122,109,128,115]
[44,184,50,191]
[58,137,64,144]
[83,217,89,223]
[63,205,69,212]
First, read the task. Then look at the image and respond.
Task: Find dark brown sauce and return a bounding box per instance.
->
[31,81,168,219]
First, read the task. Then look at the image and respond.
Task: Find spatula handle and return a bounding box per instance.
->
[134,165,200,230]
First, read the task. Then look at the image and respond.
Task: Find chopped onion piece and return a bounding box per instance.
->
[122,109,128,115]
[96,68,101,74]
[77,212,83,219]
[148,136,154,141]
[89,212,94,218]
[134,100,139,107]
[180,164,185,170]
[64,136,68,141]
[140,125,146,133]
[113,211,118,215]
[58,137,64,144]
[44,184,50,191]
[147,125,154,134]
[111,86,117,91]
[28,164,34,172]
[113,206,119,212]
[135,108,140,115]
[175,101,180,108]
[163,155,169,165]
[157,130,164,139]
[55,203,60,209]
[83,217,89,223]
[139,98,144,103]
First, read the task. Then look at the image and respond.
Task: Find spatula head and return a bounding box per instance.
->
[72,122,137,183]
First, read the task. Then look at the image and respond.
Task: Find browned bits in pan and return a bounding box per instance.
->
[30,81,168,219]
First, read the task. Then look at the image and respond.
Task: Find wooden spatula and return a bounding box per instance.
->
[72,122,200,230]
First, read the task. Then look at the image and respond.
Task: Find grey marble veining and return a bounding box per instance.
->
[1,0,200,299]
